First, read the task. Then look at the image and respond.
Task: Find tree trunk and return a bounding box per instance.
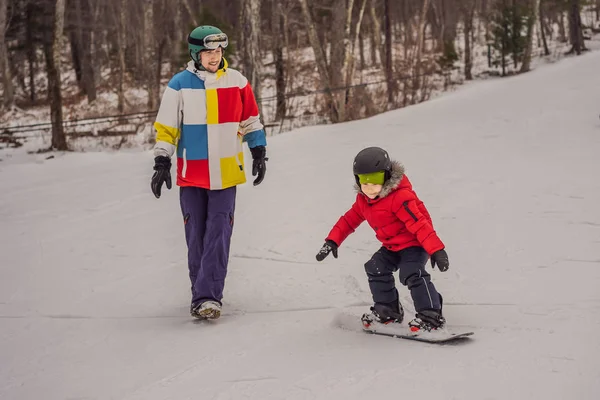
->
[328,0,354,122]
[520,0,539,73]
[359,30,365,70]
[0,0,15,110]
[182,0,198,26]
[117,0,126,114]
[558,11,567,42]
[69,0,84,91]
[144,0,157,110]
[567,0,584,55]
[69,27,83,91]
[46,0,68,151]
[441,0,459,55]
[273,2,286,121]
[71,0,96,102]
[79,0,96,102]
[297,0,336,119]
[511,0,519,68]
[171,1,182,73]
[346,0,368,86]
[369,1,382,66]
[25,1,36,103]
[344,0,368,116]
[241,0,263,106]
[412,0,431,103]
[384,0,394,105]
[539,0,550,55]
[462,3,474,80]
[428,0,443,51]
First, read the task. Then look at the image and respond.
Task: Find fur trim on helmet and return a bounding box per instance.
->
[354,160,405,199]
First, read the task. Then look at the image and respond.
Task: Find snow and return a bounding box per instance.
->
[1,48,600,400]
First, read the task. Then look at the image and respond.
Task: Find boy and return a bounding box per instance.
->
[315,147,450,332]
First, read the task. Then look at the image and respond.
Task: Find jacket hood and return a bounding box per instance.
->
[354,160,405,200]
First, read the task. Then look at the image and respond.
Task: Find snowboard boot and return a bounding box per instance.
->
[361,300,404,329]
[408,309,446,332]
[190,300,222,320]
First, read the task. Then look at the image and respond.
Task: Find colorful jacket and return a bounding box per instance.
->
[326,161,445,255]
[153,59,267,190]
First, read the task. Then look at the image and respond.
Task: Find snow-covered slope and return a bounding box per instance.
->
[1,51,599,400]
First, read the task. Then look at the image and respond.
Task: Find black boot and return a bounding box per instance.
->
[363,300,405,326]
[408,309,446,332]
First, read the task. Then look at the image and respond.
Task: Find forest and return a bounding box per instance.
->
[0,0,598,150]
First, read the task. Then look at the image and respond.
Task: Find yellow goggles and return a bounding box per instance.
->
[357,171,385,185]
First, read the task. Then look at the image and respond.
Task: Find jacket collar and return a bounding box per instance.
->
[186,58,229,82]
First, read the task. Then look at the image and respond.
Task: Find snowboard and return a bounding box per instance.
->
[362,319,474,344]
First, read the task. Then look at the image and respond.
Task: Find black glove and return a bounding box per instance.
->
[151,156,172,199]
[250,145,268,186]
[316,240,338,261]
[431,249,449,272]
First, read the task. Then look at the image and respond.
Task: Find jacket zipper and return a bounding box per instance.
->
[403,201,418,222]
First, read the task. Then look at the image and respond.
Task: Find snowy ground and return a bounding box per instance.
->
[1,49,600,399]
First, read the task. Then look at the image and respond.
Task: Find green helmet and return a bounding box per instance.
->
[187,26,229,65]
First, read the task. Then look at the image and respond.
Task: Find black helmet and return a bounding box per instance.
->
[353,147,392,175]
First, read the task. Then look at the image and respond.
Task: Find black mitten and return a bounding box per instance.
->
[430,249,449,272]
[250,146,268,186]
[151,156,172,199]
[316,240,339,261]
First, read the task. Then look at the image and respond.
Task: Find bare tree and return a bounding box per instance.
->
[117,0,127,114]
[460,0,476,80]
[272,1,286,120]
[412,0,431,102]
[567,0,585,55]
[70,0,97,102]
[539,0,550,55]
[241,0,263,104]
[170,1,182,73]
[0,0,15,110]
[143,0,158,110]
[558,10,567,42]
[368,0,382,66]
[298,0,336,119]
[346,0,369,88]
[330,0,355,122]
[45,0,68,150]
[384,0,394,105]
[25,1,38,103]
[182,0,198,26]
[521,0,539,72]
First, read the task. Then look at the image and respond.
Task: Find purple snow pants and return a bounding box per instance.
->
[179,186,236,305]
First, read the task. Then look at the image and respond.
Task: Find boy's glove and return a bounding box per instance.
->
[151,156,172,199]
[316,240,338,261]
[430,249,449,272]
[250,145,268,186]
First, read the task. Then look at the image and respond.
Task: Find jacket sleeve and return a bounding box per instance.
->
[153,77,182,158]
[238,80,267,149]
[326,197,365,246]
[392,191,445,255]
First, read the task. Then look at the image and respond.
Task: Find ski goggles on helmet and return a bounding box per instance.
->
[357,171,386,185]
[188,33,229,50]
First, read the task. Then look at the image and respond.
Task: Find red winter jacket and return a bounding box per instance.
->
[326,161,445,255]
